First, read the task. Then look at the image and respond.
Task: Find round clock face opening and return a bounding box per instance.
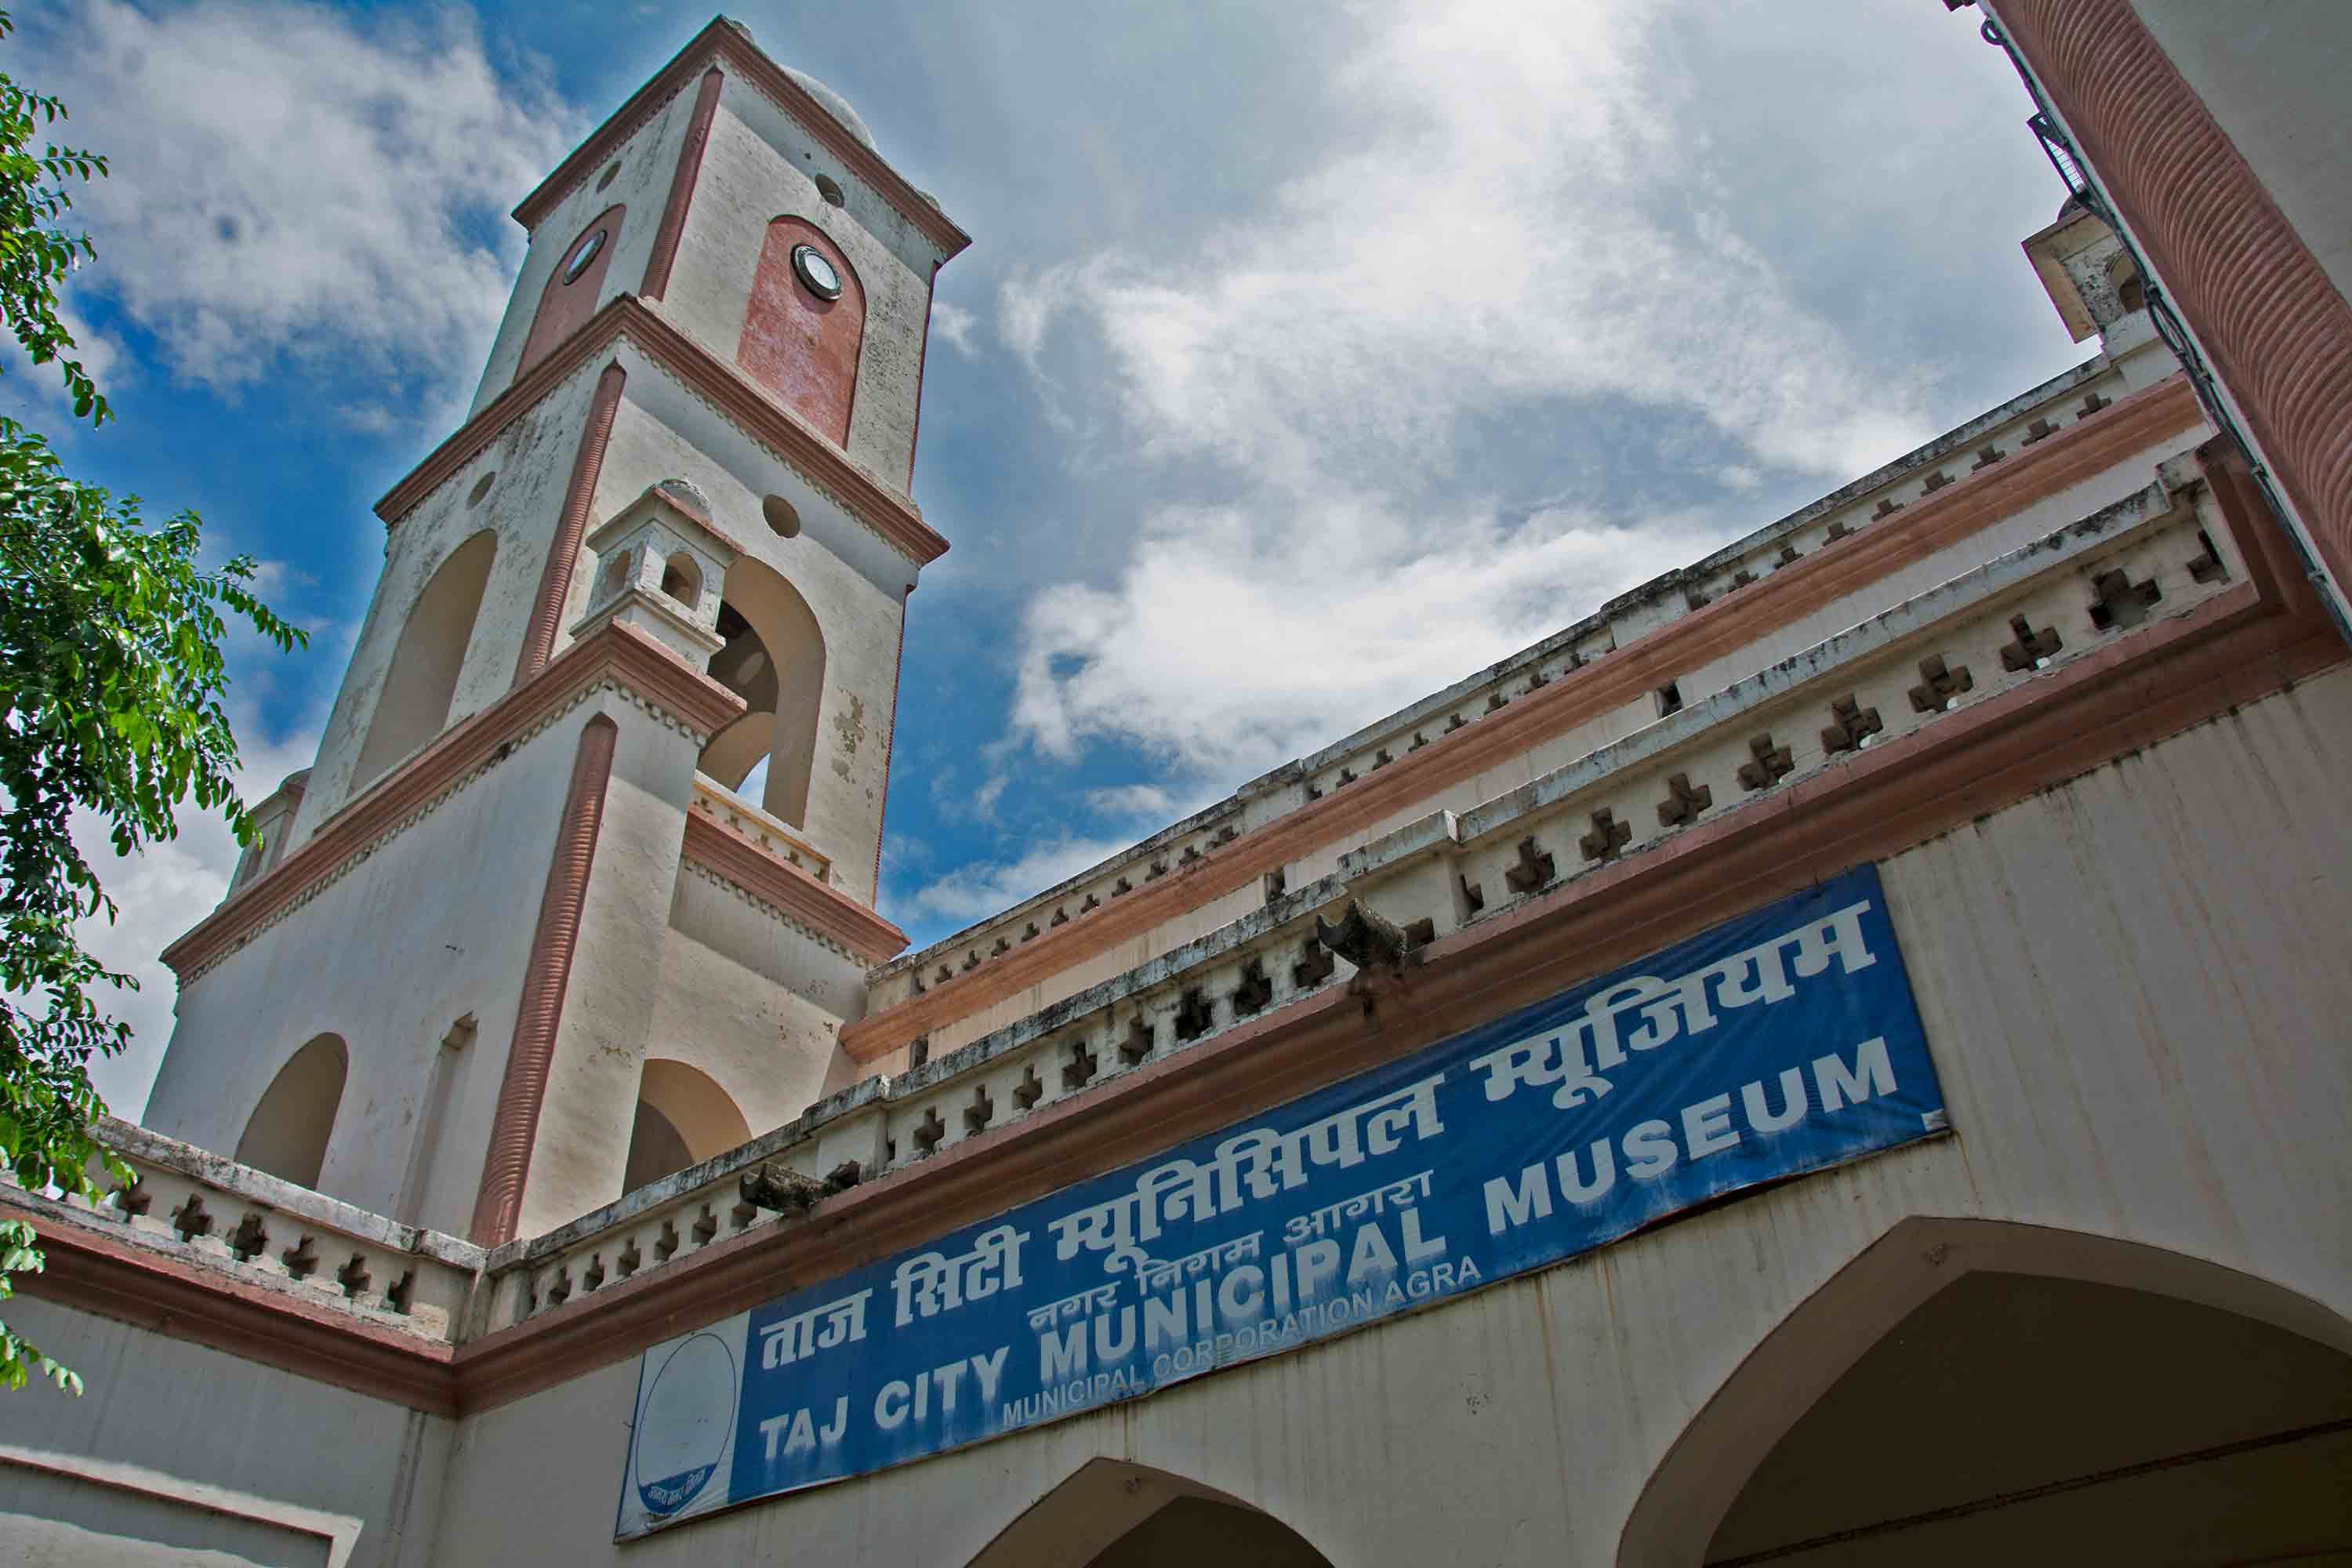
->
[790,243,844,301]
[563,228,607,284]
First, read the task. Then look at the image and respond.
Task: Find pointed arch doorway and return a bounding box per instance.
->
[1621,1218,2352,1566]
[966,1460,1334,1568]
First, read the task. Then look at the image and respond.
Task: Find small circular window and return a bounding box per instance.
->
[466,470,496,508]
[596,159,622,193]
[790,243,843,301]
[762,495,802,539]
[562,227,608,285]
[814,173,845,208]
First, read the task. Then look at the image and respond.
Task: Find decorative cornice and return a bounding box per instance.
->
[682,810,907,965]
[162,621,746,982]
[1995,0,2352,601]
[511,19,971,260]
[374,296,950,568]
[840,373,2205,1060]
[40,441,2343,1413]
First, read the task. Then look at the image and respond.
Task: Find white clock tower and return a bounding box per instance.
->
[143,16,967,1247]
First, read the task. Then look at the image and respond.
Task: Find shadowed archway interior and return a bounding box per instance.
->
[966,1458,1334,1568]
[1701,1271,2352,1566]
[234,1033,347,1190]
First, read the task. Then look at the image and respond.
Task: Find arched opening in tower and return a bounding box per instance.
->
[698,557,826,831]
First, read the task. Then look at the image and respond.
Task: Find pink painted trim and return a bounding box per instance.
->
[908,259,938,486]
[470,715,619,1247]
[641,66,724,303]
[872,583,913,901]
[1997,0,2352,601]
[515,361,626,688]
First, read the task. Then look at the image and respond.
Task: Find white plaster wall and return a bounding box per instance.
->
[508,691,711,1240]
[0,1297,452,1568]
[656,82,941,486]
[582,355,913,902]
[147,702,596,1238]
[294,362,608,848]
[470,88,702,415]
[643,869,868,1142]
[2133,0,2352,311]
[417,665,2352,1566]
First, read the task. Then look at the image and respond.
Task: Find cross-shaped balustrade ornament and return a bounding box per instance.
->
[1580,809,1632,862]
[1657,772,1713,827]
[911,1106,946,1152]
[2089,567,2162,631]
[963,1084,994,1134]
[1737,733,1794,791]
[1119,1016,1154,1066]
[1504,835,1555,893]
[1972,442,2005,471]
[1922,469,1953,494]
[2020,416,2056,446]
[1908,654,1974,713]
[2187,529,2229,583]
[1820,694,1883,754]
[1293,939,1337,989]
[1875,497,1904,519]
[1062,1041,1098,1091]
[2078,390,2110,418]
[1174,988,1214,1042]
[1999,613,2063,670]
[1013,1064,1044,1110]
[1232,959,1275,1017]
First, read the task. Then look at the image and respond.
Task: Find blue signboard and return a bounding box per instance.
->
[616,864,1946,1537]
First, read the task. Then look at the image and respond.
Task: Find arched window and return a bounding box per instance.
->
[622,1060,752,1193]
[516,204,625,382]
[698,557,827,829]
[234,1033,348,1190]
[736,217,865,446]
[353,529,498,790]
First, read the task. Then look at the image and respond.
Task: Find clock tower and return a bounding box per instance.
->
[144,17,967,1246]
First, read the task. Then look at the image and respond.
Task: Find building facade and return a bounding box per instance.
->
[2,11,2349,1566]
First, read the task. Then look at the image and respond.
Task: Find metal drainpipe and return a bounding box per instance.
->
[1962,4,2352,646]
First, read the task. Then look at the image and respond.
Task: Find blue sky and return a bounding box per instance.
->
[14,1,2087,1115]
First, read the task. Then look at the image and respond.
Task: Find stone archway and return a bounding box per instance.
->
[1619,1218,2352,1567]
[965,1459,1335,1568]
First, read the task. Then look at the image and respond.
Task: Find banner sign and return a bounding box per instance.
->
[617,864,1945,1537]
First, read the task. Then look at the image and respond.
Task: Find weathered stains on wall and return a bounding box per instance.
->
[582,361,908,903]
[471,89,699,416]
[662,82,938,488]
[147,700,597,1239]
[292,360,608,850]
[735,216,865,445]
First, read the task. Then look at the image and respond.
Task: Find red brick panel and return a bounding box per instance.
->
[736,217,863,448]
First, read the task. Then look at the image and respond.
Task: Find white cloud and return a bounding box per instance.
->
[931,300,982,358]
[75,717,323,1122]
[1083,783,1174,821]
[1000,0,1939,782]
[29,1,582,417]
[894,837,1138,927]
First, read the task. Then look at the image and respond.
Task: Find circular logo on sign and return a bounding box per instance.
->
[632,1331,738,1520]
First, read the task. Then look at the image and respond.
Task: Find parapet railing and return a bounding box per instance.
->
[692,771,833,883]
[1,1118,483,1342]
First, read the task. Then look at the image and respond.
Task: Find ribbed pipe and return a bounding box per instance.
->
[470,714,619,1247]
[641,66,724,303]
[514,361,626,688]
[1998,0,2352,601]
